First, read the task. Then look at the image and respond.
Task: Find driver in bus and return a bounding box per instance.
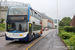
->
[13,26,16,30]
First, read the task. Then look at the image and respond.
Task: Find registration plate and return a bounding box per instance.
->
[14,39,19,41]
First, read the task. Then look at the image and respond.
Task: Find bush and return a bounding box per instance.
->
[59,26,64,30]
[61,32,72,39]
[1,18,5,23]
[59,26,75,50]
[63,39,70,46]
[64,26,75,32]
[69,36,75,49]
[59,30,65,33]
[59,26,65,33]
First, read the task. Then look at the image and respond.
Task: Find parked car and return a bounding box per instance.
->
[42,27,44,31]
[44,28,48,30]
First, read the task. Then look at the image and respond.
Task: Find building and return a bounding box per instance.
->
[40,13,55,28]
[70,15,75,26]
[54,19,60,25]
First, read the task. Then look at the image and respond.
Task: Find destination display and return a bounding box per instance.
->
[10,17,24,20]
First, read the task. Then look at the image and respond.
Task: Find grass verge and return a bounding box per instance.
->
[0,23,5,31]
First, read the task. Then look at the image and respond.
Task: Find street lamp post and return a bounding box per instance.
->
[0,0,1,22]
[57,0,58,34]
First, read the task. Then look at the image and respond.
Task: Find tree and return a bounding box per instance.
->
[59,17,72,26]
[1,18,5,23]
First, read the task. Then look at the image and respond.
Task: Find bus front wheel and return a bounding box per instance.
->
[33,33,35,40]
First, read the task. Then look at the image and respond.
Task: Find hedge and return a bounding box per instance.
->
[64,26,75,32]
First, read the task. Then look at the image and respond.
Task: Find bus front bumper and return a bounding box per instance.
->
[5,34,29,41]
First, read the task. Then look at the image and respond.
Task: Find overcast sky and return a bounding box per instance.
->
[2,0,75,20]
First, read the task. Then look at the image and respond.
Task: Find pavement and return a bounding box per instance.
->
[0,31,5,37]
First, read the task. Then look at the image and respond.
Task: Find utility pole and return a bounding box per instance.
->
[0,0,1,22]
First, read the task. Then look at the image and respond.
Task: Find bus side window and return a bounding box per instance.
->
[33,11,34,17]
[30,9,33,16]
[34,12,37,18]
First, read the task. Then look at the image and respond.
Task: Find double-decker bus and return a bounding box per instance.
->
[5,6,42,41]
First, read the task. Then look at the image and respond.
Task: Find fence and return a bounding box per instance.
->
[1,1,29,7]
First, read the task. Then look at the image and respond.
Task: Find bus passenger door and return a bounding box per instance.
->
[29,23,32,40]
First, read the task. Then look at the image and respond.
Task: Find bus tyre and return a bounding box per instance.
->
[33,33,35,40]
[39,33,42,37]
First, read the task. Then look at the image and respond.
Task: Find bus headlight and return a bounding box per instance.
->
[7,35,10,37]
[23,35,26,37]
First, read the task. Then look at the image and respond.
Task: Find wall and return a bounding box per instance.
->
[70,15,75,26]
[0,6,8,23]
[42,18,48,27]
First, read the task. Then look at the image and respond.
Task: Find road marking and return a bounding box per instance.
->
[26,30,53,50]
[26,37,42,50]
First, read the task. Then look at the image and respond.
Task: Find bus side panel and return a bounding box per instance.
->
[29,15,42,38]
[29,7,42,40]
[5,34,29,41]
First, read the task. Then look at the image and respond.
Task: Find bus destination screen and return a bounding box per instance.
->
[10,17,24,20]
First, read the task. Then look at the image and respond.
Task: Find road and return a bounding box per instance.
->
[0,29,53,50]
[0,29,67,50]
[29,30,67,50]
[0,31,5,37]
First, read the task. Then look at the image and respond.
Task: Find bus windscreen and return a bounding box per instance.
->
[8,7,28,15]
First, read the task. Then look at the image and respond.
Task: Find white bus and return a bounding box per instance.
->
[5,6,42,41]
